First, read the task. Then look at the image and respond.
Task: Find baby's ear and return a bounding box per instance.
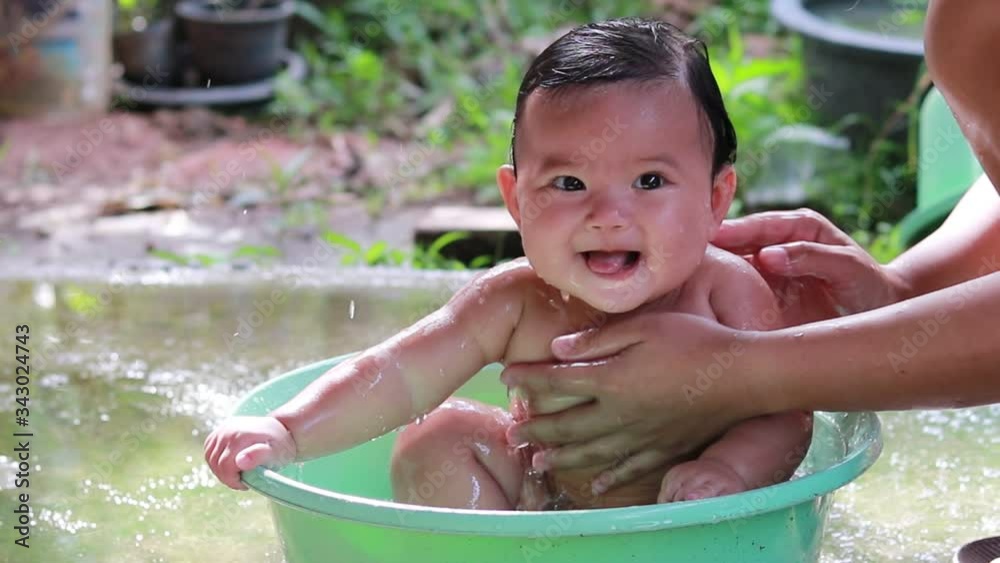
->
[497,164,521,227]
[709,165,737,227]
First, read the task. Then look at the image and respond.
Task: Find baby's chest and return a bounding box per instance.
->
[504,288,716,364]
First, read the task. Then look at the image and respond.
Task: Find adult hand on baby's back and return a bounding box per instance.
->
[714,209,907,324]
[502,312,758,493]
[203,416,297,490]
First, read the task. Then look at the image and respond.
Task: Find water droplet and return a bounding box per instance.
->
[792,332,805,339]
[414,414,428,425]
[206,79,212,89]
[242,209,247,215]
[560,290,571,303]
[349,300,355,320]
[135,534,144,542]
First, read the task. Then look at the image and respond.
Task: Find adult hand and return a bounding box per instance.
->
[502,312,761,494]
[713,209,908,325]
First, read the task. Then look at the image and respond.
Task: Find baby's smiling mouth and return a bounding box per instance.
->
[582,250,641,276]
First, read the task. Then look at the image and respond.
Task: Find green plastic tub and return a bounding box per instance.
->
[899,87,984,247]
[236,354,882,563]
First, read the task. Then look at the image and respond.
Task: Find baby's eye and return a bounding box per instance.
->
[633,173,666,190]
[552,176,586,191]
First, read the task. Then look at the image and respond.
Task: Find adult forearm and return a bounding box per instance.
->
[747,271,1000,413]
[887,175,1000,300]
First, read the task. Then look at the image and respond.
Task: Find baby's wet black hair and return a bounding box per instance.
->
[510,17,737,177]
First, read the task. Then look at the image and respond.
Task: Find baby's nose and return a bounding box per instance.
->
[586,196,631,231]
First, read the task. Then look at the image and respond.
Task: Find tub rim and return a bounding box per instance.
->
[771,0,924,57]
[238,355,882,536]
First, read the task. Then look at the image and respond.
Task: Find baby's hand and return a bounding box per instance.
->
[658,458,748,503]
[203,416,297,490]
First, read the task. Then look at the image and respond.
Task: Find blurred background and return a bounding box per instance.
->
[1,0,976,275]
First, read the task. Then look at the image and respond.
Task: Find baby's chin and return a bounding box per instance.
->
[577,290,649,314]
[547,279,650,314]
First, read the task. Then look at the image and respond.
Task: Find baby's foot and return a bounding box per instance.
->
[658,458,748,503]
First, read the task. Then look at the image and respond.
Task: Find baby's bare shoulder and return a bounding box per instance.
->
[449,258,548,313]
[700,245,763,286]
[678,246,760,298]
[466,257,546,294]
[701,245,781,330]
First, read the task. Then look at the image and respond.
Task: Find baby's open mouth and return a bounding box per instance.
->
[583,250,641,276]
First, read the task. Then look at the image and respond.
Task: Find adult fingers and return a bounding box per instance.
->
[533,431,638,471]
[591,449,668,495]
[757,241,867,283]
[714,209,855,256]
[550,315,650,361]
[506,402,613,447]
[500,361,602,397]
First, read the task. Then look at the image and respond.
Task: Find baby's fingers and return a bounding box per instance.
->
[213,449,248,491]
[235,443,277,471]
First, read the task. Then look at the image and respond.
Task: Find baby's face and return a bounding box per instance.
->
[498,81,735,313]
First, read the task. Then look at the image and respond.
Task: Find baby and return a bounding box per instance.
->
[205,18,812,510]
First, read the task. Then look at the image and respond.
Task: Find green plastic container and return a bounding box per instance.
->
[899,87,984,246]
[236,354,882,563]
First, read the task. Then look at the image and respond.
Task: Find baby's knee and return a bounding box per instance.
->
[392,400,512,468]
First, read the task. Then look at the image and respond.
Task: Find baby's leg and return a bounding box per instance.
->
[391,398,524,510]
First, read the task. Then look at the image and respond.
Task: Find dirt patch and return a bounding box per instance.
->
[0,108,471,272]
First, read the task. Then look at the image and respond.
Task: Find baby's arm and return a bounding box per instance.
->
[660,252,813,502]
[205,261,533,489]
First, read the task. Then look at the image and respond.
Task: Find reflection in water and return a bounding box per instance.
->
[0,279,995,562]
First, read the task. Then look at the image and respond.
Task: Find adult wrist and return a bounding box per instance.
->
[882,261,916,304]
[738,329,798,416]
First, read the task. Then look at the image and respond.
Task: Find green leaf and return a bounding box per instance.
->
[194,254,221,267]
[389,249,408,265]
[364,241,388,265]
[427,231,468,257]
[63,285,101,315]
[468,255,493,269]
[231,245,282,260]
[149,249,191,266]
[322,231,363,253]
